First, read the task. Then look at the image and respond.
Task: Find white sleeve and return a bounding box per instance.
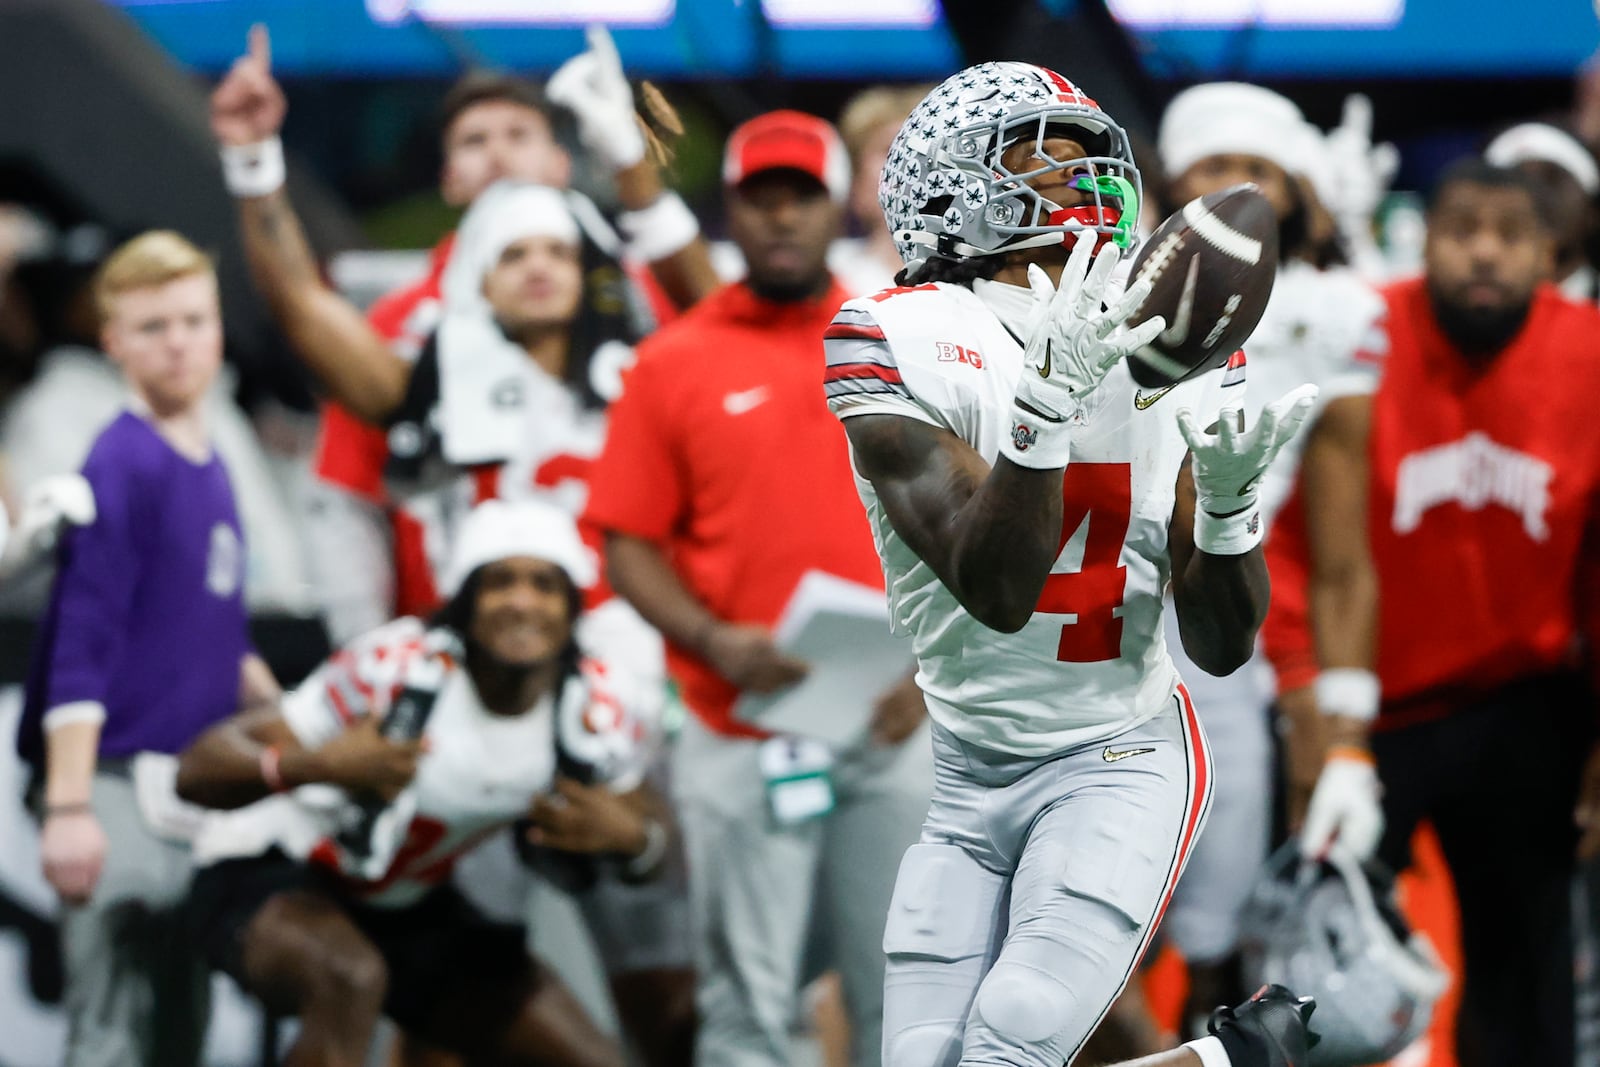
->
[280,618,424,747]
[1325,305,1387,401]
[613,667,664,794]
[823,305,945,428]
[584,661,663,795]
[1323,277,1388,402]
[1199,349,1248,427]
[300,479,395,646]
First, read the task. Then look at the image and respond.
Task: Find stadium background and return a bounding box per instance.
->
[1,0,1597,1064]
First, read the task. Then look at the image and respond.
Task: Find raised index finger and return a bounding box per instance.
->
[249,23,271,72]
[586,24,621,73]
[1340,93,1371,141]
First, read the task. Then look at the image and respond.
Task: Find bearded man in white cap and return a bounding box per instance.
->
[1486,121,1600,300]
[1155,82,1389,1036]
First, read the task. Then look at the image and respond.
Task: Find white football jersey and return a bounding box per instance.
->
[1244,261,1385,527]
[825,281,1234,756]
[192,618,659,908]
[396,363,611,584]
[390,359,665,684]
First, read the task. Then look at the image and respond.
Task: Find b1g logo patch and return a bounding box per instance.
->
[206,522,242,598]
[935,341,984,369]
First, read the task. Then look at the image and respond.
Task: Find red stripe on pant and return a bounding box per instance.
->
[1119,685,1217,976]
[1145,682,1213,943]
[1066,683,1217,1063]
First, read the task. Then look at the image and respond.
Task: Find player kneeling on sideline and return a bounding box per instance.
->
[175,500,667,1067]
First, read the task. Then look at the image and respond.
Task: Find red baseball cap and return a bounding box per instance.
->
[722,110,851,203]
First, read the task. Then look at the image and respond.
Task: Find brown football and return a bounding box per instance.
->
[1124,184,1279,388]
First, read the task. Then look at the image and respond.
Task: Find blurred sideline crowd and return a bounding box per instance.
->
[3,17,1600,1067]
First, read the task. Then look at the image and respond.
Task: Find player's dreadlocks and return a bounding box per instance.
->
[896,252,1006,288]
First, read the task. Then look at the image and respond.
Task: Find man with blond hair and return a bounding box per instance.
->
[834,84,929,293]
[18,230,279,1067]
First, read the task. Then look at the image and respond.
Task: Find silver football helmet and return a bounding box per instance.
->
[1239,846,1450,1067]
[880,61,1141,276]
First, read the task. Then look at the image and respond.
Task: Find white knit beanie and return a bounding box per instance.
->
[1485,123,1600,195]
[1159,82,1314,184]
[442,499,598,596]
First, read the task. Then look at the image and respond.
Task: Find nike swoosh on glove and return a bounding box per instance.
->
[1177,384,1319,518]
[1012,229,1163,423]
[1300,753,1384,861]
[546,25,646,172]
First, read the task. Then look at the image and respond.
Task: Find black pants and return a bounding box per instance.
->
[1374,672,1592,1067]
[189,850,534,1044]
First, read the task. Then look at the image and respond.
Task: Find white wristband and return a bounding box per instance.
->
[1182,1036,1233,1067]
[1192,502,1262,556]
[220,137,286,199]
[1315,667,1381,722]
[998,403,1073,470]
[617,192,700,262]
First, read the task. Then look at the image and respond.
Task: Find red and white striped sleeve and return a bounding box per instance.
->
[280,617,426,747]
[822,303,941,427]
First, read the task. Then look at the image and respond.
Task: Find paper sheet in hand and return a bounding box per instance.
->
[733,571,909,747]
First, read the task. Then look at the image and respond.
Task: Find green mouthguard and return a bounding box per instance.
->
[1071,174,1140,250]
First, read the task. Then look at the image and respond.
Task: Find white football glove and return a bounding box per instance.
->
[1177,384,1318,554]
[546,25,647,172]
[1324,94,1399,234]
[1014,230,1161,422]
[1300,752,1385,862]
[0,474,97,583]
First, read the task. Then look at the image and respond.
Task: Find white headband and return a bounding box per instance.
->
[1486,123,1600,196]
[441,180,581,311]
[1160,82,1313,184]
[442,498,598,597]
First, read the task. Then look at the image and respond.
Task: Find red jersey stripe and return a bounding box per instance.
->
[823,322,888,342]
[824,362,905,385]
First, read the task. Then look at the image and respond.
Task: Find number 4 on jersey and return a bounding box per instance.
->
[1034,462,1131,663]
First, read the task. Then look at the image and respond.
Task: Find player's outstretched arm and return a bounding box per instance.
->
[844,414,1064,633]
[177,705,424,810]
[1300,396,1378,704]
[615,159,721,309]
[1170,385,1318,675]
[548,26,720,308]
[1168,462,1269,676]
[1297,394,1384,860]
[211,27,409,424]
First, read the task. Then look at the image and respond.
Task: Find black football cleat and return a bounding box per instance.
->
[1207,984,1320,1067]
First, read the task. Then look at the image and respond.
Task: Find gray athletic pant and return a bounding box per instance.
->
[54,767,210,1067]
[1160,604,1273,966]
[881,690,1213,1067]
[674,714,933,1067]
